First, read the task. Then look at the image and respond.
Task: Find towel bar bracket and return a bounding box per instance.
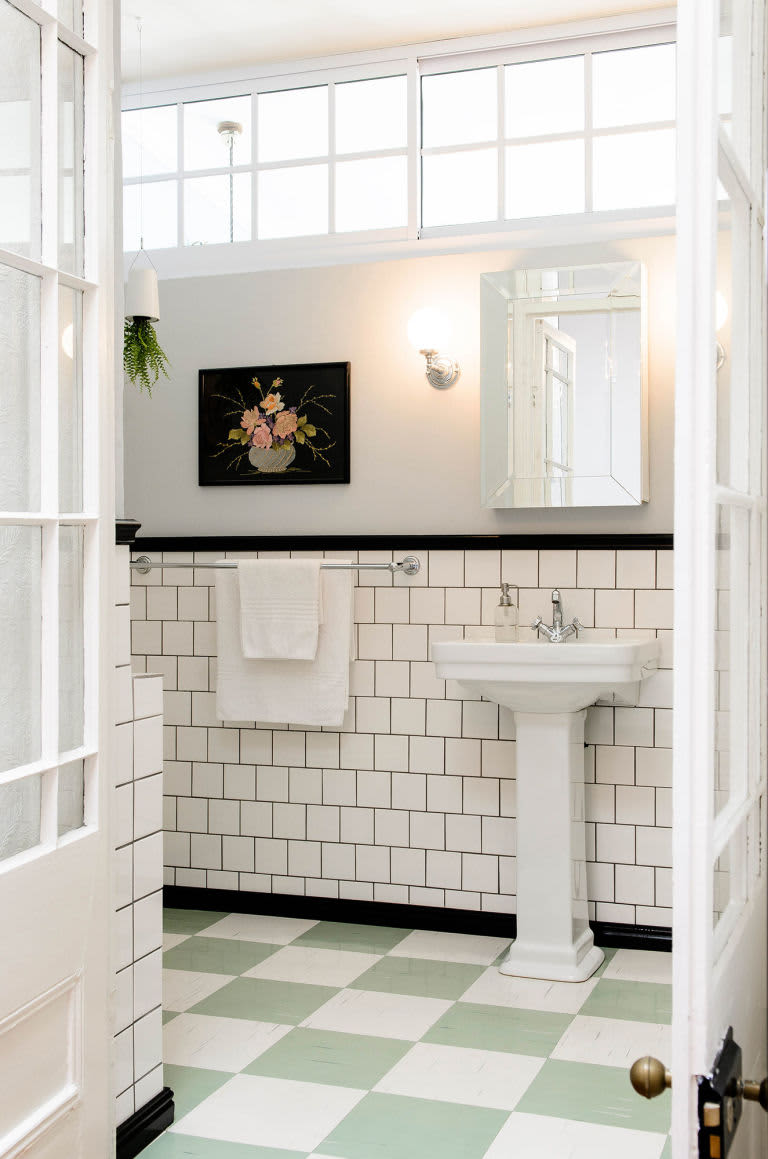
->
[129,553,421,577]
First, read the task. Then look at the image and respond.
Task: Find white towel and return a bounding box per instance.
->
[238,558,322,660]
[216,562,354,727]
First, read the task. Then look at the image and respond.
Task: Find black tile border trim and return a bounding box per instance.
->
[116,519,142,546]
[164,885,672,953]
[136,532,673,553]
[116,1087,174,1159]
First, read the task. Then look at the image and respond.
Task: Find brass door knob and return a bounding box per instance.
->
[630,1056,672,1099]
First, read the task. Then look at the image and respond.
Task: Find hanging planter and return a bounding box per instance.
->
[124,262,170,396]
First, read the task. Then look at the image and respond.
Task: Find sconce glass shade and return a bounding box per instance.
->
[715,290,728,331]
[61,323,74,359]
[407,307,449,353]
[125,266,160,322]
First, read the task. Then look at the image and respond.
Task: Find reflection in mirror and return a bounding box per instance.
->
[481,261,648,508]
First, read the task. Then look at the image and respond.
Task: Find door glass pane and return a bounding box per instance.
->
[184,95,251,171]
[59,287,83,513]
[122,105,178,179]
[123,180,178,250]
[257,164,328,239]
[505,56,584,137]
[335,76,407,154]
[593,43,676,128]
[0,775,42,862]
[258,86,328,163]
[0,264,40,512]
[718,0,752,177]
[59,525,84,754]
[58,758,84,836]
[422,69,497,147]
[593,129,675,210]
[505,140,585,218]
[335,156,407,232]
[184,174,250,245]
[422,148,497,227]
[714,504,750,818]
[57,0,83,34]
[58,42,84,276]
[0,526,41,774]
[715,175,750,491]
[0,1,41,259]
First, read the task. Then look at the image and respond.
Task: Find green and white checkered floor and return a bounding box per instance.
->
[146,908,672,1159]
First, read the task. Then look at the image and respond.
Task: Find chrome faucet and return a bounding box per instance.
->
[531,589,582,643]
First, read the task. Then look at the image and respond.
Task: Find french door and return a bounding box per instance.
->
[0,0,116,1155]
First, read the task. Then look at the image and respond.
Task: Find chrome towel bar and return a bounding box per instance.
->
[129,553,420,576]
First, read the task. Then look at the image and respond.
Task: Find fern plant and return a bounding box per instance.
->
[123,317,170,395]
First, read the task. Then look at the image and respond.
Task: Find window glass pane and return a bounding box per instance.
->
[59,287,83,513]
[184,174,250,245]
[184,95,251,171]
[57,0,82,33]
[258,86,328,163]
[58,42,84,276]
[123,180,178,250]
[59,525,84,753]
[593,43,675,128]
[0,264,40,511]
[0,2,41,259]
[0,526,41,774]
[593,129,675,211]
[718,3,753,178]
[258,164,328,239]
[422,69,497,147]
[335,156,407,232]
[122,105,178,178]
[422,148,497,227]
[335,75,407,154]
[505,56,584,138]
[58,759,84,836]
[0,775,41,862]
[505,139,585,218]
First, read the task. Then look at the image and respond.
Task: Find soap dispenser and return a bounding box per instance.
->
[495,582,519,642]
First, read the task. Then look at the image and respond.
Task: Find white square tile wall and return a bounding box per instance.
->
[131,546,673,929]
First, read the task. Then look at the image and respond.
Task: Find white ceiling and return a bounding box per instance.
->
[121,0,673,83]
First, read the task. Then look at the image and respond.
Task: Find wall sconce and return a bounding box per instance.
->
[407,307,461,389]
[716,290,728,370]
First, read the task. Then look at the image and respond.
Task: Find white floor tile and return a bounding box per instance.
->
[550,1015,672,1069]
[375,1041,544,1111]
[602,949,673,986]
[162,968,233,1012]
[484,1112,667,1159]
[197,913,318,944]
[163,933,190,951]
[459,966,599,1014]
[171,1073,365,1151]
[302,987,453,1041]
[244,945,381,987]
[387,929,511,966]
[163,1013,292,1072]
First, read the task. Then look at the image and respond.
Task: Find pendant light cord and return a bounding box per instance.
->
[137,15,144,252]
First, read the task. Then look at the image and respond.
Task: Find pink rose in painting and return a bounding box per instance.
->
[272,411,298,439]
[251,424,273,449]
[262,392,285,414]
[241,407,265,435]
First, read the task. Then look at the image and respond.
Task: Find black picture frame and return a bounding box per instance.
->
[199,361,350,486]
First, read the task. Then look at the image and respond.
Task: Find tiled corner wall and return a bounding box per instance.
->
[130,546,673,928]
[114,546,165,1126]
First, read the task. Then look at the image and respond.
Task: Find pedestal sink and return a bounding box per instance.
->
[431,639,659,982]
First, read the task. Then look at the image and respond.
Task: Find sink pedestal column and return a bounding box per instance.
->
[500,709,604,982]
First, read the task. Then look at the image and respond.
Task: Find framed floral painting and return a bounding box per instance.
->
[199,361,350,486]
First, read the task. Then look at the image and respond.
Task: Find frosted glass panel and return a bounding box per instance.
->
[0,775,41,862]
[184,95,251,171]
[335,76,407,154]
[59,287,83,513]
[422,149,497,227]
[505,56,584,137]
[58,42,84,276]
[59,525,84,753]
[0,2,41,258]
[58,759,84,836]
[593,43,676,128]
[123,180,178,250]
[422,69,497,146]
[0,526,41,774]
[258,164,328,239]
[258,86,328,162]
[0,264,40,512]
[184,174,251,245]
[506,140,585,218]
[335,156,407,232]
[593,129,675,210]
[122,105,178,178]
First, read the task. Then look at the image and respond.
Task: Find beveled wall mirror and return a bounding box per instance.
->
[481,261,648,508]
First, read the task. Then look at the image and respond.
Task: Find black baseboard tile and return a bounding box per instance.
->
[136,532,673,554]
[163,885,672,953]
[116,1087,174,1159]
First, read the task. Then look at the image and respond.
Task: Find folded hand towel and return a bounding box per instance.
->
[216,562,354,728]
[238,558,322,660]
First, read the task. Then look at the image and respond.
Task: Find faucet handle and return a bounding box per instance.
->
[572,617,582,638]
[530,616,543,633]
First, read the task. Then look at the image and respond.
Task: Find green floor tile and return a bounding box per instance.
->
[316,1092,508,1159]
[144,1132,306,1158]
[423,1002,572,1056]
[350,955,484,1000]
[163,1064,232,1118]
[595,947,618,975]
[244,1027,412,1089]
[292,920,412,955]
[580,978,672,1024]
[163,936,280,976]
[660,1137,672,1159]
[516,1059,671,1133]
[189,976,337,1024]
[163,1010,179,1025]
[163,909,228,936]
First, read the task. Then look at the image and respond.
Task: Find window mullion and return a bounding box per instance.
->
[496,63,504,222]
[176,101,184,248]
[584,52,594,212]
[251,89,258,241]
[407,57,420,239]
[328,81,336,235]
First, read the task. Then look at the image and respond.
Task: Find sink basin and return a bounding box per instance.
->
[431,638,659,713]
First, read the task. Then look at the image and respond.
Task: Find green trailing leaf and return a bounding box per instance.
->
[228,428,250,443]
[123,317,170,395]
